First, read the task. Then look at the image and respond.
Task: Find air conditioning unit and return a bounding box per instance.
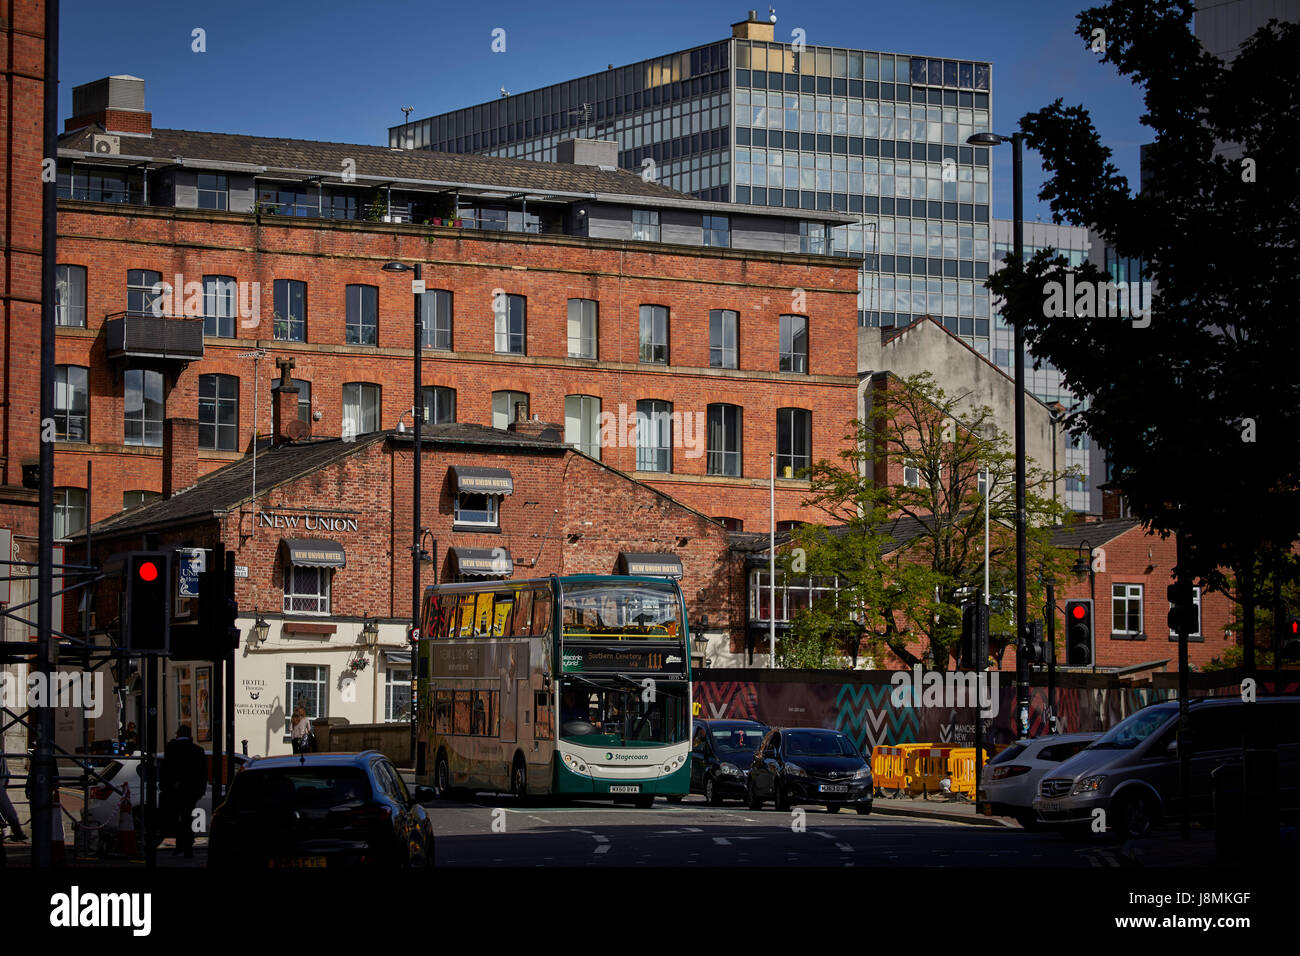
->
[92,134,120,155]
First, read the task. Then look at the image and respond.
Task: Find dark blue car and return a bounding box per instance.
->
[208,750,435,868]
[747,728,873,814]
[687,719,770,805]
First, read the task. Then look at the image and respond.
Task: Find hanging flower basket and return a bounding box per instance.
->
[347,657,369,671]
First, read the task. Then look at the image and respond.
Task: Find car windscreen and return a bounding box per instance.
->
[712,727,766,755]
[226,767,371,811]
[1090,708,1173,750]
[784,731,859,758]
[989,743,1027,765]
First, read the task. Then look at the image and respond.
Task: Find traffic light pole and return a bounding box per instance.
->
[1011,132,1031,741]
[1045,581,1057,733]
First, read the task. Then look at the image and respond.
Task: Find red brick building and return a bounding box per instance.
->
[42,75,860,547]
[81,413,744,754]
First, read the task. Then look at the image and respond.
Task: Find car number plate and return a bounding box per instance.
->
[609,785,640,793]
[270,856,327,868]
[818,784,849,793]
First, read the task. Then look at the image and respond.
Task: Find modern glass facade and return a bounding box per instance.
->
[391,31,995,345]
[989,219,1099,514]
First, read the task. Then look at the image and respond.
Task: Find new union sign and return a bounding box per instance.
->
[257,511,359,532]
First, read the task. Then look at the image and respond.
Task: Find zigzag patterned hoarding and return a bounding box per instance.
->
[690,672,1237,749]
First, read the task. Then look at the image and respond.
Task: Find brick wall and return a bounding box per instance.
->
[0,0,47,535]
[51,204,859,533]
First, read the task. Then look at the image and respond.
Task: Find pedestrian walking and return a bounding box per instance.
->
[161,725,207,858]
[0,740,27,843]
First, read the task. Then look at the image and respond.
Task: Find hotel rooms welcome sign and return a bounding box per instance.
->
[257,511,360,532]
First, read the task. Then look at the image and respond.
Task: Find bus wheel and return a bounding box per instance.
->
[435,752,451,799]
[511,756,528,803]
[666,795,684,804]
[634,795,654,809]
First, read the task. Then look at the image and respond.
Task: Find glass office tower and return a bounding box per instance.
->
[390,16,995,349]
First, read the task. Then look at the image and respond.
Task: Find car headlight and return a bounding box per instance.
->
[719,762,743,776]
[785,763,808,778]
[562,753,589,775]
[1071,774,1107,795]
[853,766,872,780]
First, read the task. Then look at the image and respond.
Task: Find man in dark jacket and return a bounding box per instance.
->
[161,725,207,858]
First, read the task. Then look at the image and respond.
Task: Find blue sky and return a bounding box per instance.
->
[59,0,1151,221]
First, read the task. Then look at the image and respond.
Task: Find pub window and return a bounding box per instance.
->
[455,493,499,529]
[283,565,331,615]
[285,664,328,734]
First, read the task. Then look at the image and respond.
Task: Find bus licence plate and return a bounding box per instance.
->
[818,784,849,793]
[610,785,640,793]
[269,856,327,867]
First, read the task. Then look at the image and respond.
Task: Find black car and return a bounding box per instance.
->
[688,719,770,805]
[747,728,873,814]
[208,751,435,867]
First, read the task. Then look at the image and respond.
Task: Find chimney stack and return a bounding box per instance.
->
[65,75,152,136]
[508,410,563,442]
[271,357,308,445]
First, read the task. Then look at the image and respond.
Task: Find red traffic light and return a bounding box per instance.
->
[1070,604,1087,619]
[137,560,159,582]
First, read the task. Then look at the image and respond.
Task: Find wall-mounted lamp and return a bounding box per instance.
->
[251,610,271,646]
[360,615,380,648]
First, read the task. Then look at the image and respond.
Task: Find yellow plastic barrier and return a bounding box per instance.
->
[901,744,957,797]
[947,747,996,798]
[870,745,908,795]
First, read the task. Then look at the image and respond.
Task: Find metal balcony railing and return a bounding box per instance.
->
[104,312,205,361]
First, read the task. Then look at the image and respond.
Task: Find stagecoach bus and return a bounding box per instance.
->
[416,574,691,807]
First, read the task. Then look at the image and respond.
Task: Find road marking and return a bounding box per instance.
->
[836,842,853,853]
[712,837,732,846]
[593,834,609,843]
[594,844,610,855]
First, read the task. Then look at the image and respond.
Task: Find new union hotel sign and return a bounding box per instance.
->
[257,511,360,533]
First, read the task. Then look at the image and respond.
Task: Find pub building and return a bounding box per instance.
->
[75,398,743,757]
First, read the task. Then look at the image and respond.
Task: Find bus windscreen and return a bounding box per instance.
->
[561,582,682,639]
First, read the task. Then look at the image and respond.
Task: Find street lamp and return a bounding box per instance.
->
[968,128,1028,739]
[381,260,425,775]
[251,610,271,646]
[1072,539,1096,603]
[360,615,380,648]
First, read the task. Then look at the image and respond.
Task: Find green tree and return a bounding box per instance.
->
[984,2,1300,629]
[787,372,1074,668]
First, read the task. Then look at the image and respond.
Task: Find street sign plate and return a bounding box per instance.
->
[411,279,426,294]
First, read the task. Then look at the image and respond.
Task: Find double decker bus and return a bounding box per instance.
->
[416,574,691,807]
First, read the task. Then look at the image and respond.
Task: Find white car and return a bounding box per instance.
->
[72,751,249,843]
[978,733,1099,828]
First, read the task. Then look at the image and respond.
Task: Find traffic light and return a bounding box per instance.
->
[1283,616,1300,662]
[960,603,979,669]
[1167,581,1196,636]
[1064,599,1092,666]
[960,594,989,669]
[198,549,239,657]
[1025,620,1046,664]
[120,551,171,654]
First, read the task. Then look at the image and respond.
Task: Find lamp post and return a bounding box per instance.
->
[968,129,1028,739]
[1072,539,1096,604]
[382,260,424,772]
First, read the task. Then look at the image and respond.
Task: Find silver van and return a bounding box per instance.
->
[1033,695,1300,839]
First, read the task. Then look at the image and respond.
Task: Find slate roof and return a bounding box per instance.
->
[730,514,934,558]
[1049,517,1145,550]
[84,425,566,538]
[58,125,692,202]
